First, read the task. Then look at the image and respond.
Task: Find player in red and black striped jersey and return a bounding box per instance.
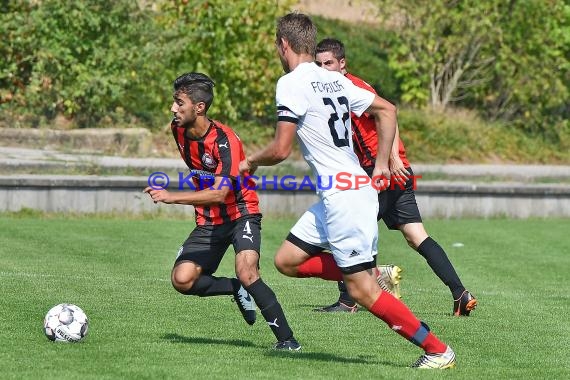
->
[170,115,259,226]
[144,72,299,349]
[346,72,410,171]
[314,38,477,316]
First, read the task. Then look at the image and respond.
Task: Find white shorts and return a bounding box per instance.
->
[289,186,379,269]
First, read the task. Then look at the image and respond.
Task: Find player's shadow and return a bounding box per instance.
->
[299,303,365,312]
[162,333,396,367]
[264,350,391,366]
[161,333,258,348]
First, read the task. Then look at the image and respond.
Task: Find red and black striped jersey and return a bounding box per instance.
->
[345,73,410,169]
[171,119,260,226]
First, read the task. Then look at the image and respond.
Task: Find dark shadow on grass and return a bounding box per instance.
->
[299,303,366,312]
[161,333,258,348]
[414,311,459,319]
[162,333,399,367]
[264,350,396,366]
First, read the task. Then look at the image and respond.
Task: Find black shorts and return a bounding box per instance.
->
[365,166,423,230]
[175,214,262,275]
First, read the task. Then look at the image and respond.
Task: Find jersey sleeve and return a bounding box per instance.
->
[276,76,308,123]
[347,73,378,95]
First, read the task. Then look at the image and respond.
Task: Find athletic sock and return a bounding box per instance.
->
[369,292,447,354]
[417,237,466,299]
[246,279,294,342]
[179,275,235,296]
[337,281,356,307]
[296,252,343,281]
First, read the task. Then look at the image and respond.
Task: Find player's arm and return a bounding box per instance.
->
[143,175,231,205]
[365,95,397,184]
[239,121,296,174]
[390,123,410,183]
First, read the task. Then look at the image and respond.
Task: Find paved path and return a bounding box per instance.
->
[1,146,569,179]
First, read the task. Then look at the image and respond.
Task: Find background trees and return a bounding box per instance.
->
[374,0,569,141]
[0,0,568,159]
[1,1,157,127]
[0,0,292,129]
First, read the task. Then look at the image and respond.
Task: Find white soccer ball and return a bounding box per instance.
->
[44,303,89,342]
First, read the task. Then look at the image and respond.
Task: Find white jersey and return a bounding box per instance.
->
[276,62,375,197]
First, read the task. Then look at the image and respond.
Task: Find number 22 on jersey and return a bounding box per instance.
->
[323,96,350,148]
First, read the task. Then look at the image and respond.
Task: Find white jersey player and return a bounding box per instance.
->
[275,61,374,197]
[239,12,456,368]
[275,61,381,268]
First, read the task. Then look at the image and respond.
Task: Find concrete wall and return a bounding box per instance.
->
[0,175,569,218]
[414,181,570,218]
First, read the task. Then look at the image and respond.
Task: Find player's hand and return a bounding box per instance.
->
[371,166,391,193]
[143,187,173,204]
[389,156,409,185]
[239,157,258,176]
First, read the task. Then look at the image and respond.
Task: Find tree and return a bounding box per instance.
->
[382,1,499,110]
[0,0,293,129]
[476,0,569,138]
[374,0,569,139]
[150,0,293,125]
[0,0,158,127]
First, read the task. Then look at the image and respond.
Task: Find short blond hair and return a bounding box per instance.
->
[276,12,317,56]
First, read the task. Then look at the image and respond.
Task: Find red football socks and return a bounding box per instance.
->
[296,253,343,281]
[369,291,447,354]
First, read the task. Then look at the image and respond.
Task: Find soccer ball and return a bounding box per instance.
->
[44,303,89,342]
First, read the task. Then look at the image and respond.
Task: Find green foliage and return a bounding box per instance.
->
[374,0,569,141]
[148,0,293,126]
[374,0,502,108]
[398,108,569,164]
[1,1,568,162]
[475,0,570,139]
[0,1,157,127]
[0,0,293,129]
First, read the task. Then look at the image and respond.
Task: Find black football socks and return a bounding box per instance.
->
[417,237,466,299]
[246,278,294,341]
[180,275,234,296]
[337,281,357,307]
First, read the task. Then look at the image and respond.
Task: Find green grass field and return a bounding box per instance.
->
[1,214,569,379]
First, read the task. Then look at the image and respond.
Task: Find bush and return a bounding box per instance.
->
[399,108,570,164]
[0,1,158,127]
[0,0,293,129]
[152,0,292,127]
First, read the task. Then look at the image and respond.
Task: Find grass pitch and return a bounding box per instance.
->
[0,214,568,379]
